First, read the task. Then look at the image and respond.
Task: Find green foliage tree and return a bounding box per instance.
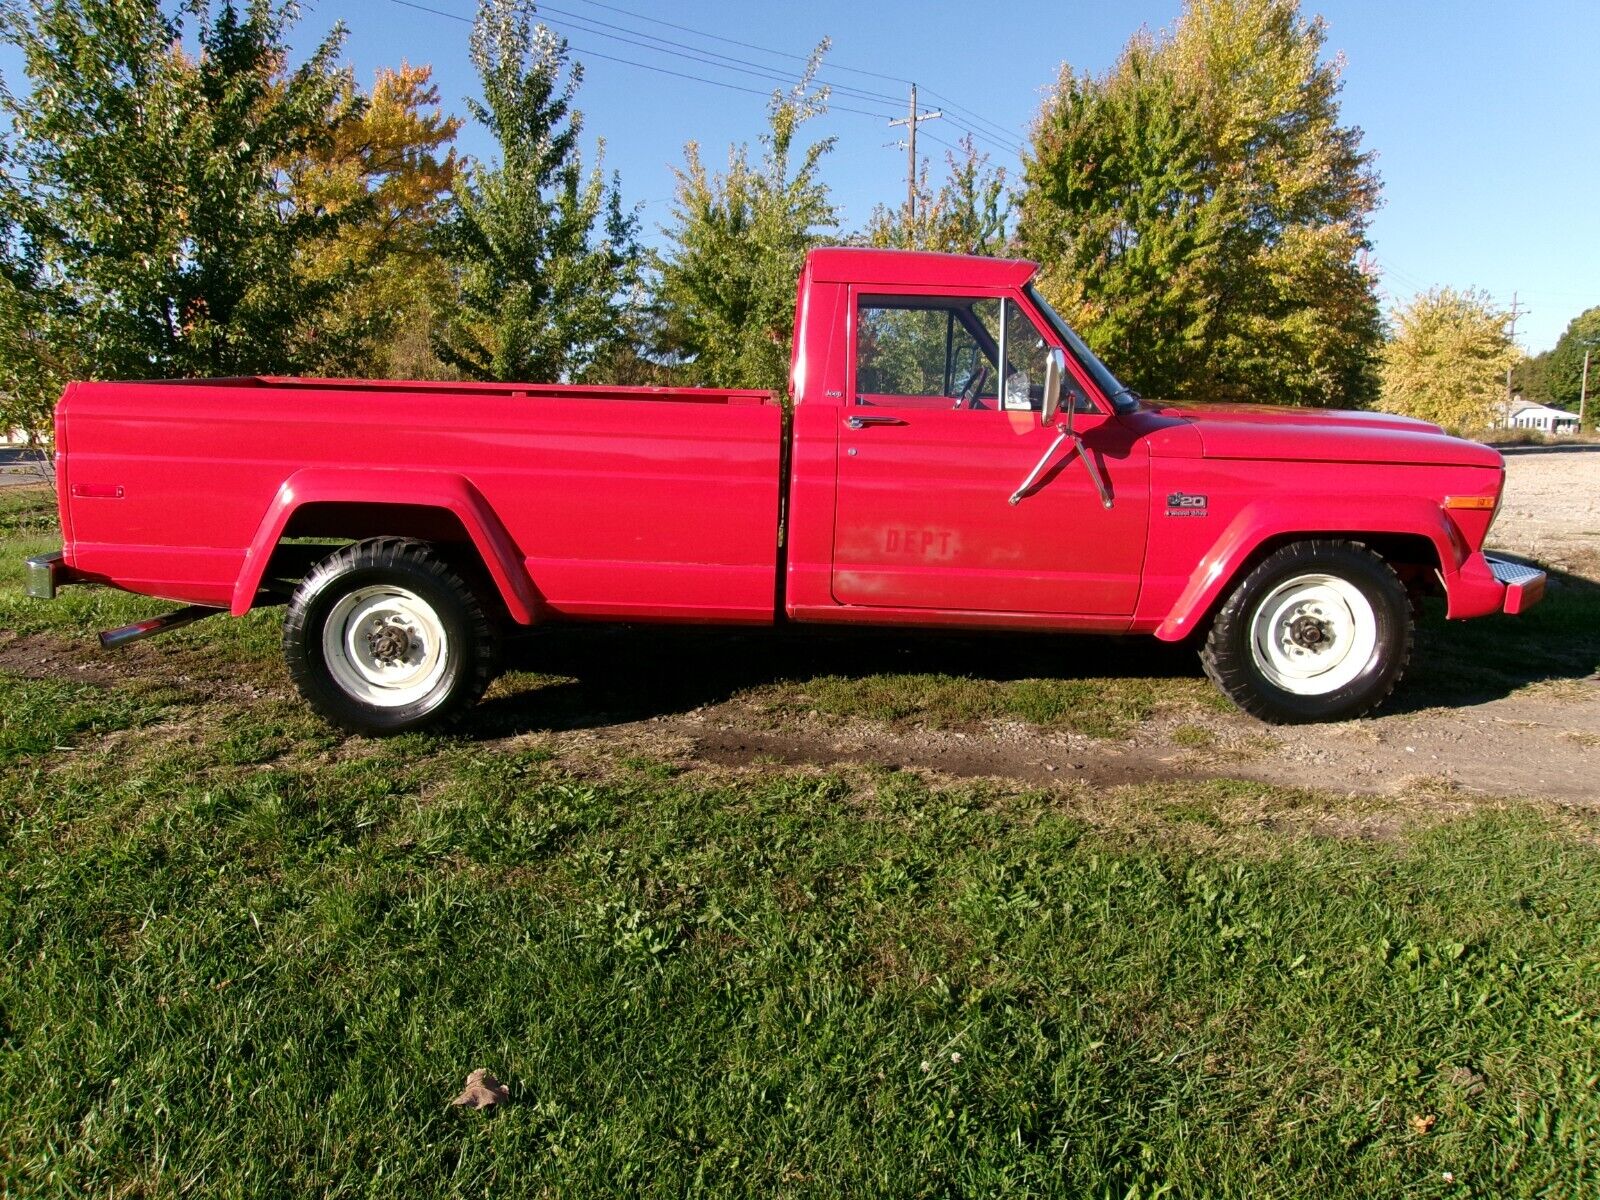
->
[1544,306,1600,426]
[0,0,356,425]
[1017,0,1382,407]
[433,0,638,383]
[653,44,837,394]
[1511,349,1553,407]
[1378,288,1517,430]
[861,136,1011,255]
[0,144,68,441]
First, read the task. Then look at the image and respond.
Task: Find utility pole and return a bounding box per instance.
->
[1581,348,1592,432]
[887,84,940,226]
[1504,292,1528,428]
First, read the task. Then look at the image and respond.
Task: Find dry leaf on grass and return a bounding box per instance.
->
[452,1068,510,1109]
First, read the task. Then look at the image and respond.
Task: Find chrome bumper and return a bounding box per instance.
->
[25,551,68,600]
[1485,553,1546,615]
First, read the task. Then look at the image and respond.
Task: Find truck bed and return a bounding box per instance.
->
[57,377,785,623]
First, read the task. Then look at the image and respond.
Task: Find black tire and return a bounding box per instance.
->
[1200,539,1413,724]
[282,537,500,735]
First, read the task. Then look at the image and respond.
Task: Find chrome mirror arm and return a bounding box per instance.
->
[1008,430,1067,505]
[1008,427,1114,509]
[1075,434,1114,509]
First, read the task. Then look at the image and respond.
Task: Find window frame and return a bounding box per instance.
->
[848,283,1112,416]
[853,292,1002,404]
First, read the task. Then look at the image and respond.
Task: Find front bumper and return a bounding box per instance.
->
[25,551,69,600]
[1485,553,1546,615]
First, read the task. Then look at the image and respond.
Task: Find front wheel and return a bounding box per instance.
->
[283,538,500,735]
[1200,540,1413,724]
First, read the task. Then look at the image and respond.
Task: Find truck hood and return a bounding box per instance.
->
[1154,402,1503,469]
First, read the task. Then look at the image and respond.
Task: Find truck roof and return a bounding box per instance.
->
[805,246,1040,289]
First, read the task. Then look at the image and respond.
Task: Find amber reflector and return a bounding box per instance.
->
[1443,495,1497,510]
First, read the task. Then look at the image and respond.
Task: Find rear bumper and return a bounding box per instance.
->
[1485,553,1546,615]
[25,551,70,600]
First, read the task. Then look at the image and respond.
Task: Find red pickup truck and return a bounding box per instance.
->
[26,248,1543,734]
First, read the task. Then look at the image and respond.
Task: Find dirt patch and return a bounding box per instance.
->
[0,630,131,688]
[534,677,1599,802]
[0,628,282,704]
[688,716,1186,789]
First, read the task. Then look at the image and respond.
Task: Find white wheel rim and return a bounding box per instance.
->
[321,585,450,708]
[1248,573,1378,697]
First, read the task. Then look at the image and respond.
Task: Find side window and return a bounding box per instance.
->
[1000,299,1093,414]
[856,296,1001,408]
[1000,299,1047,411]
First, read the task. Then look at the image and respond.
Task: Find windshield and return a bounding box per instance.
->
[1025,284,1140,414]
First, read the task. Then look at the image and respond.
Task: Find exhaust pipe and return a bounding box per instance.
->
[99,605,224,650]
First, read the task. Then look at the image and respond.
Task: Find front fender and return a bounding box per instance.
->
[1152,496,1462,642]
[231,468,538,623]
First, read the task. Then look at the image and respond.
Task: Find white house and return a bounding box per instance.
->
[1506,399,1580,435]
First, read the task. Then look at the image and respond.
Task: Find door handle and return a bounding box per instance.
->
[846,415,907,429]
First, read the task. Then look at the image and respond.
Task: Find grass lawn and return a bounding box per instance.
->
[4,483,1600,1197]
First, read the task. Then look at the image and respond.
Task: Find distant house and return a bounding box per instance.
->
[1506,398,1579,435]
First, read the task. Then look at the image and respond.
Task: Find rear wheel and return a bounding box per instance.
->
[1201,540,1412,723]
[283,538,500,735]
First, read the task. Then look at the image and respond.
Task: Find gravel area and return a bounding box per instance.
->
[1492,444,1600,571]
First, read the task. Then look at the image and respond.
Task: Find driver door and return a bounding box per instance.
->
[831,289,1149,616]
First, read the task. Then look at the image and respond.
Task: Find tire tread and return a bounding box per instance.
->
[282,537,499,735]
[1200,538,1413,724]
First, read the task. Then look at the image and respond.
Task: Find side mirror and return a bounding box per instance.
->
[1040,347,1067,427]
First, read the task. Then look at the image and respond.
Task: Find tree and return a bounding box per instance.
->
[653,44,837,394]
[0,142,69,441]
[1378,288,1517,430]
[1018,0,1382,407]
[433,0,639,383]
[1544,306,1600,425]
[860,136,1011,255]
[0,0,357,403]
[287,63,462,378]
[1511,349,1553,407]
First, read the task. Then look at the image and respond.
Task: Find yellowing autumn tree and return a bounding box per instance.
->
[288,63,462,377]
[1379,288,1517,430]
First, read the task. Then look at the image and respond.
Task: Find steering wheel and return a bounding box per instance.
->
[953,363,989,410]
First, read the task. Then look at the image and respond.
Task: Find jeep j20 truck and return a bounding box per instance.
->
[26,248,1545,735]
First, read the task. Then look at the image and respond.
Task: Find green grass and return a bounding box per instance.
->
[5,685,1600,1196]
[6,482,1600,1195]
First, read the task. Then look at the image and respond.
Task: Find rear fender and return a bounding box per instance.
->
[1153,497,1460,642]
[232,468,537,623]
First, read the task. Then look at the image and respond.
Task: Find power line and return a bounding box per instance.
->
[535,1,904,106]
[557,0,1024,157]
[536,10,901,114]
[562,0,915,86]
[383,0,899,120]
[915,86,1025,154]
[384,0,1024,157]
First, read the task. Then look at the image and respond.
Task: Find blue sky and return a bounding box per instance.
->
[9,1,1599,352]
